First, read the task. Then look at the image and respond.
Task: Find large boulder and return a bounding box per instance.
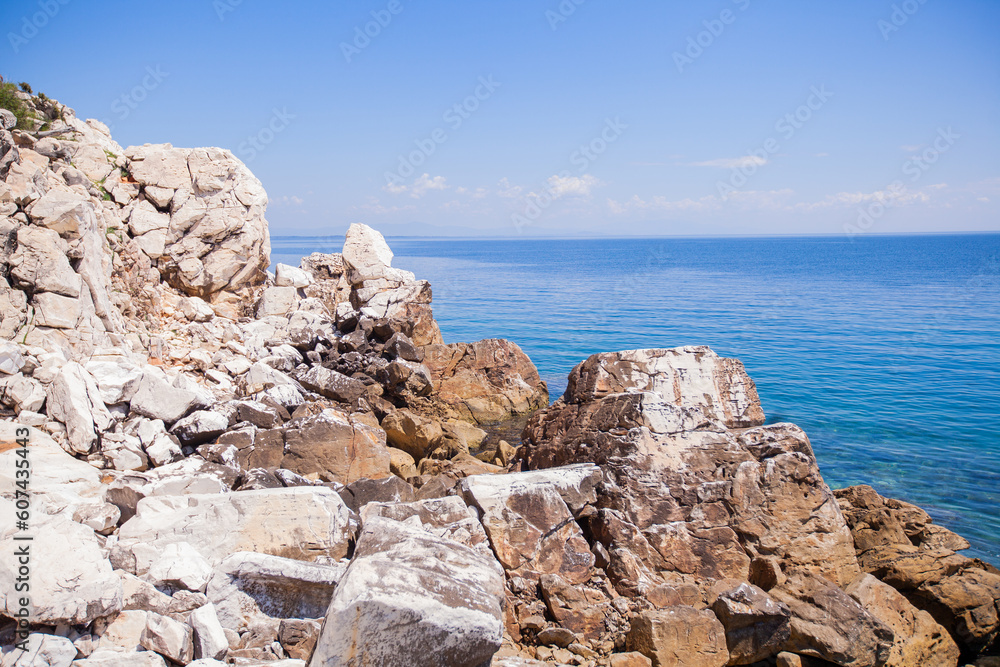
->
[422,338,549,424]
[111,487,353,574]
[310,515,506,667]
[280,409,391,484]
[626,606,729,667]
[123,144,270,298]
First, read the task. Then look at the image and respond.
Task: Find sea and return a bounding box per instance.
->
[271,233,1000,565]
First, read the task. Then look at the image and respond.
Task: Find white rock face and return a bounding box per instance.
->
[140,611,194,664]
[0,632,77,667]
[206,551,347,631]
[0,342,24,375]
[0,373,45,413]
[564,346,766,428]
[113,487,354,575]
[146,541,214,592]
[124,144,270,298]
[96,609,148,652]
[31,291,81,329]
[189,602,229,660]
[70,650,167,667]
[275,263,314,288]
[256,286,298,317]
[310,515,505,667]
[341,223,395,283]
[0,500,123,625]
[25,189,90,238]
[129,371,198,424]
[44,362,113,454]
[9,226,82,297]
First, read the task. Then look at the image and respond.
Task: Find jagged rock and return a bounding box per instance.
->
[310,515,505,667]
[0,373,45,413]
[845,573,960,667]
[105,455,236,522]
[563,346,764,428]
[140,611,194,664]
[31,291,81,328]
[626,606,730,667]
[256,285,298,317]
[146,541,214,592]
[381,408,443,460]
[84,359,143,405]
[128,199,169,236]
[170,410,229,447]
[422,338,548,424]
[45,361,113,454]
[539,573,618,641]
[0,633,77,667]
[711,582,791,665]
[112,486,353,574]
[340,475,416,513]
[129,371,198,424]
[359,495,493,556]
[0,342,24,376]
[298,365,366,403]
[206,551,347,632]
[25,189,90,238]
[341,223,400,283]
[279,619,321,661]
[0,500,123,625]
[275,263,314,288]
[461,466,599,585]
[388,447,418,479]
[9,226,81,296]
[97,609,148,652]
[770,570,894,667]
[280,408,391,484]
[182,296,216,322]
[70,650,167,667]
[189,602,230,661]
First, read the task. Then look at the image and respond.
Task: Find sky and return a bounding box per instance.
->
[2,0,998,237]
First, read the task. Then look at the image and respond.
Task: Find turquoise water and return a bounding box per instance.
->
[272,234,1000,565]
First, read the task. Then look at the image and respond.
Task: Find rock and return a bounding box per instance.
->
[341,223,396,283]
[112,486,353,574]
[279,619,321,661]
[0,342,24,375]
[422,338,549,424]
[298,365,367,403]
[609,653,654,667]
[105,455,236,521]
[190,602,230,661]
[538,573,618,641]
[359,495,493,556]
[388,447,418,479]
[85,359,143,405]
[182,296,216,322]
[341,475,416,513]
[45,361,112,454]
[913,566,1000,655]
[275,263,314,288]
[206,551,347,632]
[1,373,45,413]
[845,573,960,667]
[626,606,730,667]
[146,541,214,592]
[140,611,194,664]
[381,409,443,460]
[563,346,764,428]
[256,286,298,317]
[129,371,198,424]
[25,189,91,238]
[1,633,77,667]
[280,408,391,484]
[124,144,270,298]
[536,627,576,648]
[461,465,599,584]
[9,226,81,297]
[170,410,229,447]
[69,651,167,667]
[128,199,169,236]
[234,400,284,429]
[710,582,791,665]
[310,515,505,667]
[97,609,148,652]
[0,501,122,625]
[770,570,894,667]
[31,291,81,328]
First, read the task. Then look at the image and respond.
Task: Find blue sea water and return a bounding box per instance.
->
[271,233,1000,565]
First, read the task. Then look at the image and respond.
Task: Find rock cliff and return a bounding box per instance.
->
[0,90,996,667]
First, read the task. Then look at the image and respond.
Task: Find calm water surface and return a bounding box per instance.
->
[272,234,1000,564]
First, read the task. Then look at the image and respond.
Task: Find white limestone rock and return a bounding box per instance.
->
[189,602,229,661]
[0,633,77,667]
[129,371,198,424]
[140,611,194,665]
[44,362,113,454]
[31,291,81,329]
[69,650,167,667]
[112,487,353,575]
[8,226,82,297]
[146,541,214,592]
[275,263,314,289]
[309,515,505,667]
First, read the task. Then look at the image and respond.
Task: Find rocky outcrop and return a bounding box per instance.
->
[2,87,995,667]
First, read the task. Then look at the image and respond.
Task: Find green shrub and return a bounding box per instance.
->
[18,82,31,94]
[0,81,34,130]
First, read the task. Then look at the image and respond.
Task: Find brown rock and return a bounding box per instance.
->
[539,573,617,641]
[770,569,894,667]
[845,573,960,667]
[711,582,791,665]
[609,653,654,667]
[912,565,1000,655]
[626,606,729,667]
[279,618,321,661]
[280,408,391,484]
[536,626,576,648]
[422,338,548,424]
[381,408,443,460]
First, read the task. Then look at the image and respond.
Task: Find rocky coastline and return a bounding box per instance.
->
[1,90,998,667]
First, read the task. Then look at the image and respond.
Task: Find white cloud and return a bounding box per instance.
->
[543,174,601,199]
[382,173,449,199]
[272,195,304,206]
[496,177,523,199]
[691,156,768,169]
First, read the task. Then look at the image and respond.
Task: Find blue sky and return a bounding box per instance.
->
[3,0,998,236]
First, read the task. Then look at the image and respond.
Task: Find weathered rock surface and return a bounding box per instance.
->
[310,515,505,667]
[280,409,391,484]
[626,606,730,667]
